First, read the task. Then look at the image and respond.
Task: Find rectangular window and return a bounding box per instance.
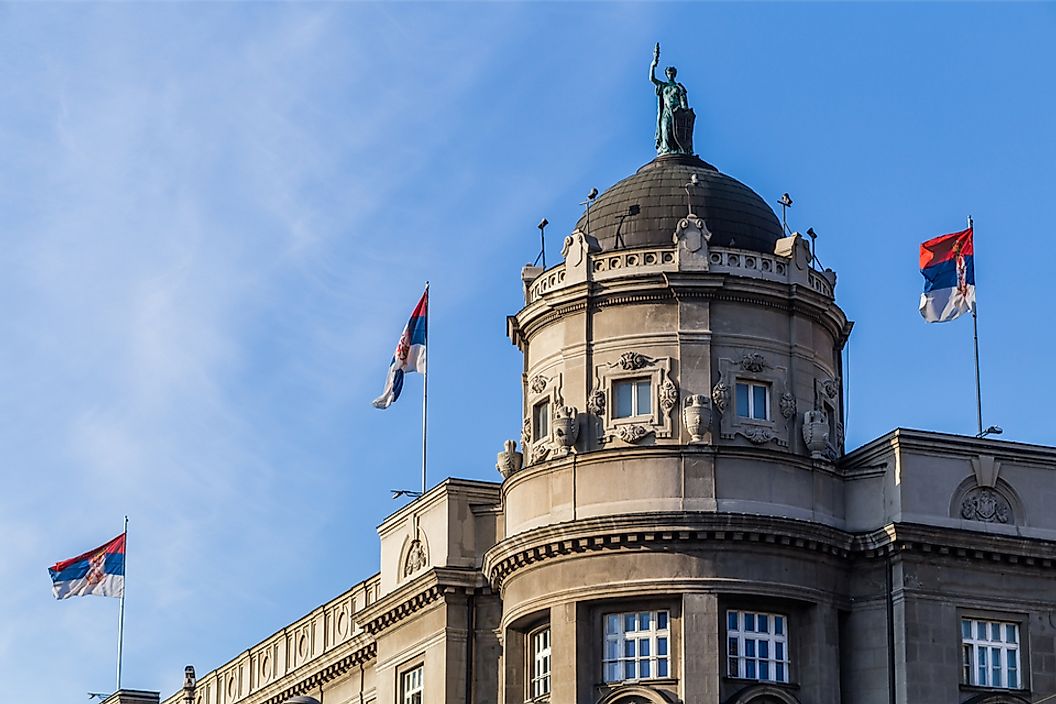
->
[401,665,423,704]
[727,610,790,683]
[735,382,769,420]
[602,610,670,683]
[533,401,549,441]
[962,618,1020,689]
[530,626,552,699]
[613,378,652,419]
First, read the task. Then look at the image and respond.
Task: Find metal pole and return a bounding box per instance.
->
[969,215,982,435]
[116,515,128,691]
[421,282,429,496]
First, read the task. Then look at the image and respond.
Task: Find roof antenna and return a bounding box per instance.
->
[534,218,549,268]
[778,192,793,234]
[581,187,599,236]
[684,173,700,216]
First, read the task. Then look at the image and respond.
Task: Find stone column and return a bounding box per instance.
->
[681,593,720,702]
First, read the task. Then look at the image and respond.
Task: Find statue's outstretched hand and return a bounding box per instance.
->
[652,43,660,65]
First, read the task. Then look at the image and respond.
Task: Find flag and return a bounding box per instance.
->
[919,226,975,323]
[48,532,126,600]
[373,286,428,409]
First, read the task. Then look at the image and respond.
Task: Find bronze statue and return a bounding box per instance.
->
[650,43,695,156]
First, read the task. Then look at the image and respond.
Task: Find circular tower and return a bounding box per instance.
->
[487,48,853,704]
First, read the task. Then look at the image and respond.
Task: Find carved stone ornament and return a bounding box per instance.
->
[779,392,797,419]
[822,378,840,399]
[616,424,652,444]
[615,351,654,371]
[711,382,730,415]
[403,539,428,577]
[529,375,548,394]
[682,395,711,443]
[802,409,830,460]
[739,353,767,373]
[521,416,531,448]
[587,387,606,415]
[961,487,1011,524]
[740,426,773,445]
[552,405,579,450]
[531,444,551,463]
[496,439,523,479]
[659,379,679,414]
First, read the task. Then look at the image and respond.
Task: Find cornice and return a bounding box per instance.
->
[842,428,1056,472]
[357,567,485,636]
[252,640,377,704]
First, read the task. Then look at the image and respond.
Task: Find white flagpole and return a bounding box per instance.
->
[421,282,429,496]
[116,515,128,691]
[969,215,982,435]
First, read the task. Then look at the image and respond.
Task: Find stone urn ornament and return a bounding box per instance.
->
[552,405,580,453]
[496,439,523,479]
[682,394,712,443]
[802,410,829,459]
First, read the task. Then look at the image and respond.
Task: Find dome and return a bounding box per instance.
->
[575,153,785,254]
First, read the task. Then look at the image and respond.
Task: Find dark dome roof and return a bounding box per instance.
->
[576,154,785,254]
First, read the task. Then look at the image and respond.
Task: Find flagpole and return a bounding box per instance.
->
[421,282,429,496]
[969,215,982,435]
[116,515,128,692]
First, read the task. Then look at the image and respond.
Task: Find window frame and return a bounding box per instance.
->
[532,400,550,443]
[601,609,673,684]
[528,624,552,700]
[612,377,653,419]
[725,609,791,684]
[398,661,425,704]
[735,381,771,421]
[961,617,1024,691]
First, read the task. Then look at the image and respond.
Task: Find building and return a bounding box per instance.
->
[115,56,1056,704]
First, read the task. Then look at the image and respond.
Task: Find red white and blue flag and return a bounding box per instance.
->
[48,532,126,600]
[919,226,975,323]
[373,286,428,409]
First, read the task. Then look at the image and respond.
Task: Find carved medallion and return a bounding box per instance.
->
[711,382,730,415]
[739,353,767,373]
[961,488,1011,524]
[587,387,606,415]
[404,539,428,576]
[779,392,797,419]
[529,375,548,394]
[822,378,840,399]
[615,351,652,370]
[659,379,679,414]
[615,424,651,444]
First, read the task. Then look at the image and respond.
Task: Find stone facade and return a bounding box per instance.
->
[159,152,1056,704]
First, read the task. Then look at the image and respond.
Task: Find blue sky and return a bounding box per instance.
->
[2,2,1054,700]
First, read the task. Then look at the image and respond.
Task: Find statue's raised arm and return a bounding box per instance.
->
[650,43,662,87]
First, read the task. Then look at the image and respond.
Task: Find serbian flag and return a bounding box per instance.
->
[48,532,126,600]
[919,226,975,323]
[373,285,428,409]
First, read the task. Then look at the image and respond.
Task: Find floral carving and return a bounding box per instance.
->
[529,375,548,394]
[712,382,730,414]
[740,353,767,373]
[659,379,679,414]
[403,539,427,577]
[822,378,840,399]
[587,387,606,415]
[961,488,1011,524]
[615,424,651,444]
[779,392,797,419]
[531,444,551,463]
[740,426,773,444]
[615,351,652,370]
[521,416,532,448]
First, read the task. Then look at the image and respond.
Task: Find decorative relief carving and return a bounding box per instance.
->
[552,405,579,453]
[531,444,550,463]
[496,439,523,479]
[682,394,712,443]
[615,424,651,444]
[403,538,428,577]
[822,377,840,399]
[739,426,773,444]
[779,392,797,419]
[802,410,830,460]
[614,351,654,370]
[658,379,679,414]
[711,382,730,415]
[521,416,531,450]
[739,353,767,373]
[529,375,548,393]
[587,387,606,415]
[961,488,1011,524]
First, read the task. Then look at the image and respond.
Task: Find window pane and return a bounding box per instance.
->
[991,622,1002,642]
[635,380,652,414]
[624,661,636,680]
[1007,624,1018,644]
[624,613,636,632]
[728,637,738,656]
[977,622,987,640]
[752,385,768,419]
[728,611,738,631]
[657,637,668,656]
[776,642,785,660]
[728,658,739,677]
[962,620,971,640]
[759,641,769,659]
[736,383,749,418]
[639,659,651,678]
[746,660,756,679]
[760,661,769,680]
[639,638,650,657]
[658,659,669,677]
[615,382,633,418]
[758,614,769,633]
[774,615,784,635]
[605,663,619,682]
[776,663,785,682]
[746,640,756,658]
[744,613,756,632]
[533,402,548,440]
[624,640,636,658]
[657,611,669,630]
[606,614,619,635]
[606,640,619,659]
[639,611,651,630]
